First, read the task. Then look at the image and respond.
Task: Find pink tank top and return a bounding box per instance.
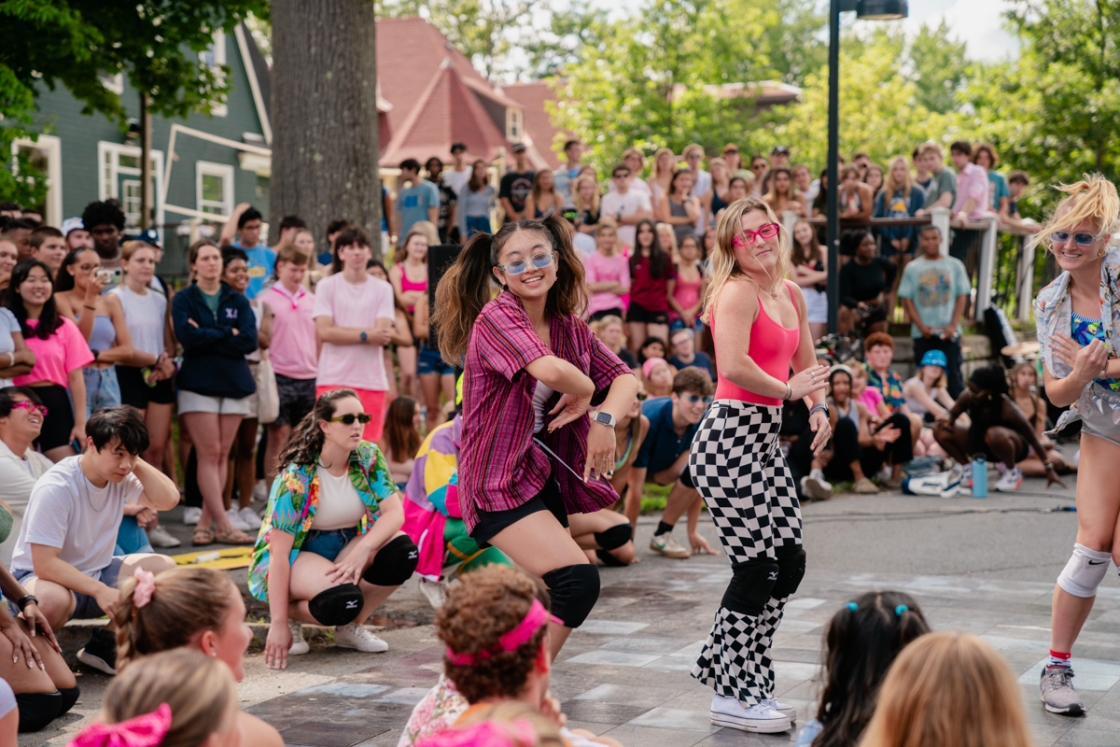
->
[670,267,703,321]
[400,267,427,311]
[712,280,801,406]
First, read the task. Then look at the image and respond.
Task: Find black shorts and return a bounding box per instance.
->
[968,424,1029,464]
[626,301,669,325]
[472,477,568,547]
[33,384,76,452]
[274,374,317,427]
[589,308,625,323]
[117,365,176,409]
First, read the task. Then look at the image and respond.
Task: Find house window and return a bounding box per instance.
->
[10,135,62,226]
[506,108,523,142]
[196,162,235,218]
[98,142,164,231]
[200,32,228,117]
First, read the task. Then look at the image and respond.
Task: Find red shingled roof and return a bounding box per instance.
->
[501,80,571,171]
[376,17,522,167]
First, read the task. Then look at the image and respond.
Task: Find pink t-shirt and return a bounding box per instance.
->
[954,162,990,220]
[13,317,94,388]
[583,251,631,317]
[312,273,395,391]
[858,385,884,413]
[260,284,318,380]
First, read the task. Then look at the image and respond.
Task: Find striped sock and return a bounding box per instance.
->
[1048,650,1072,669]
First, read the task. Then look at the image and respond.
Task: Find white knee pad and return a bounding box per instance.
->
[1057,543,1111,598]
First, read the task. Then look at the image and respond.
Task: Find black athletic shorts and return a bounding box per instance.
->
[472,477,568,547]
[626,301,669,325]
[117,365,176,408]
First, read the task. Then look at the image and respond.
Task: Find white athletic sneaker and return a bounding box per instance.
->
[253,479,269,503]
[800,470,833,500]
[226,508,253,532]
[946,462,972,491]
[334,623,389,653]
[418,578,448,609]
[761,697,797,722]
[995,466,1023,492]
[238,506,263,530]
[182,506,202,526]
[710,694,792,733]
[147,525,181,548]
[288,619,310,656]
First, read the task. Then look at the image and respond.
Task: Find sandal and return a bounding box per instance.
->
[214,526,255,545]
[192,527,214,546]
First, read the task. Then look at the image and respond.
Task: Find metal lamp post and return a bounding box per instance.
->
[826,0,909,334]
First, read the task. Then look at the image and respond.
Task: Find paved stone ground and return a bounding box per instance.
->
[20,470,1120,747]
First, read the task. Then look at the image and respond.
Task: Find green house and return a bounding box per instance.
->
[16,22,272,247]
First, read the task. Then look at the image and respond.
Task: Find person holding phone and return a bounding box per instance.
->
[53,248,133,416]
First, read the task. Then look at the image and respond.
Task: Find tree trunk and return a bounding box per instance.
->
[270,0,381,257]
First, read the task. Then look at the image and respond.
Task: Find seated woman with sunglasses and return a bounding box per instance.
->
[249,389,419,670]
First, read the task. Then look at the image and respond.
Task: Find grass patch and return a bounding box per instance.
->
[640,482,670,514]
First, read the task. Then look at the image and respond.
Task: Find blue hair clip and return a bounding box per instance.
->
[846,602,858,611]
[895,605,908,616]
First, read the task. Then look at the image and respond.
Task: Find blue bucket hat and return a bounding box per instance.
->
[920,350,948,369]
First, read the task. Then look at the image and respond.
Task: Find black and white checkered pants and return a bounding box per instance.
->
[688,401,803,705]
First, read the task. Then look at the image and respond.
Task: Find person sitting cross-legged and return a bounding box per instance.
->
[252,389,419,670]
[9,405,179,675]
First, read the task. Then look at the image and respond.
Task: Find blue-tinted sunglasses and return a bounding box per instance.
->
[496,251,554,276]
[684,394,714,406]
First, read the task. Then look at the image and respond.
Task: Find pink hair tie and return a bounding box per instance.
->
[132,568,156,609]
[446,599,553,666]
[66,703,172,747]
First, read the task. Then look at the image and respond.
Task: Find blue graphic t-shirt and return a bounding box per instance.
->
[1071,312,1120,391]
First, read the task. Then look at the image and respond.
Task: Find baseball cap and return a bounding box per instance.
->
[511,143,527,153]
[60,217,84,236]
[771,145,790,156]
[136,228,161,248]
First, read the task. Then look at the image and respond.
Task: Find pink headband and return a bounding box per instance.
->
[67,703,172,747]
[642,356,668,380]
[446,599,556,666]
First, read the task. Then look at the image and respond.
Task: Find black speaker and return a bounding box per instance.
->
[427,244,462,350]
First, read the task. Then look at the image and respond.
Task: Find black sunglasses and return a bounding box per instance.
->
[330,413,372,425]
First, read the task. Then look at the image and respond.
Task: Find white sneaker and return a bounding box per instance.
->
[418,578,448,609]
[760,697,797,722]
[333,623,389,653]
[147,525,181,548]
[710,694,792,733]
[238,506,263,530]
[225,508,252,532]
[995,466,1023,492]
[800,471,833,500]
[253,479,269,503]
[182,506,202,526]
[288,619,310,656]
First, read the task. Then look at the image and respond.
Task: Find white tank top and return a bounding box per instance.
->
[110,285,167,358]
[310,466,367,530]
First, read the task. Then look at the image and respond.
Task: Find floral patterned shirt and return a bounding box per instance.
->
[248,441,398,601]
[866,364,905,411]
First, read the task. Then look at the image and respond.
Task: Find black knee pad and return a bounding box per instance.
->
[362,535,419,586]
[596,549,630,567]
[308,583,363,626]
[772,545,807,599]
[594,523,632,551]
[679,465,695,489]
[15,691,61,733]
[722,557,779,617]
[542,564,600,628]
[57,685,79,716]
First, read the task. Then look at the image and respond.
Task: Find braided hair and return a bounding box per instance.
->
[276,389,362,471]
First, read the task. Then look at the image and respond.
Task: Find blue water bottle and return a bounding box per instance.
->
[971,455,988,498]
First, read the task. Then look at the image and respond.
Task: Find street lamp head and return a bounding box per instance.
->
[857,0,908,19]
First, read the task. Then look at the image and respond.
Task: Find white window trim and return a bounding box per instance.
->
[10,135,62,226]
[97,141,165,230]
[99,72,124,95]
[196,161,235,218]
[202,32,228,117]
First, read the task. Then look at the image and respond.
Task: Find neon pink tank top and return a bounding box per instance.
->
[670,267,703,321]
[400,267,427,311]
[712,280,801,406]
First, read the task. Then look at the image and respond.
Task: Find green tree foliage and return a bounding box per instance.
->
[908,21,969,114]
[0,0,265,204]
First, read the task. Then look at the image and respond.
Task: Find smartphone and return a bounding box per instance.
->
[95,267,123,286]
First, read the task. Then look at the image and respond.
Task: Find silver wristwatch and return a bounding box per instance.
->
[593,411,616,428]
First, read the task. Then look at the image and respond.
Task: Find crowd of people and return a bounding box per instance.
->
[0,142,1110,744]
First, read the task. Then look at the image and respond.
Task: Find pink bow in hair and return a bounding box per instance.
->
[66,703,172,747]
[132,568,157,609]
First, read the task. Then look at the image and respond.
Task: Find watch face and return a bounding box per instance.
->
[596,412,611,424]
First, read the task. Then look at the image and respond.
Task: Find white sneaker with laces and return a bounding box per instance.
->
[710,694,792,733]
[238,506,263,530]
[147,525,181,548]
[288,619,310,656]
[226,508,252,532]
[761,697,797,722]
[182,506,202,526]
[253,479,269,503]
[334,623,389,653]
[995,466,1023,492]
[418,578,448,609]
[800,470,833,500]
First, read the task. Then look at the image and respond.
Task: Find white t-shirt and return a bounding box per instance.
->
[110,284,167,358]
[692,169,713,235]
[312,273,396,391]
[601,190,653,249]
[12,456,144,579]
[0,308,21,388]
[311,467,367,530]
[442,168,471,197]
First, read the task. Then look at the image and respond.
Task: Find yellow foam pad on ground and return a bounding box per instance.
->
[172,546,254,570]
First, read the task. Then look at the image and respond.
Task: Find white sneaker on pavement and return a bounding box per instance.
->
[226,508,252,532]
[710,694,792,733]
[182,506,202,526]
[147,525,181,548]
[334,623,389,653]
[760,697,797,722]
[238,506,263,530]
[253,479,269,503]
[800,470,833,500]
[995,466,1023,492]
[288,619,310,655]
[418,578,448,609]
[649,533,691,559]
